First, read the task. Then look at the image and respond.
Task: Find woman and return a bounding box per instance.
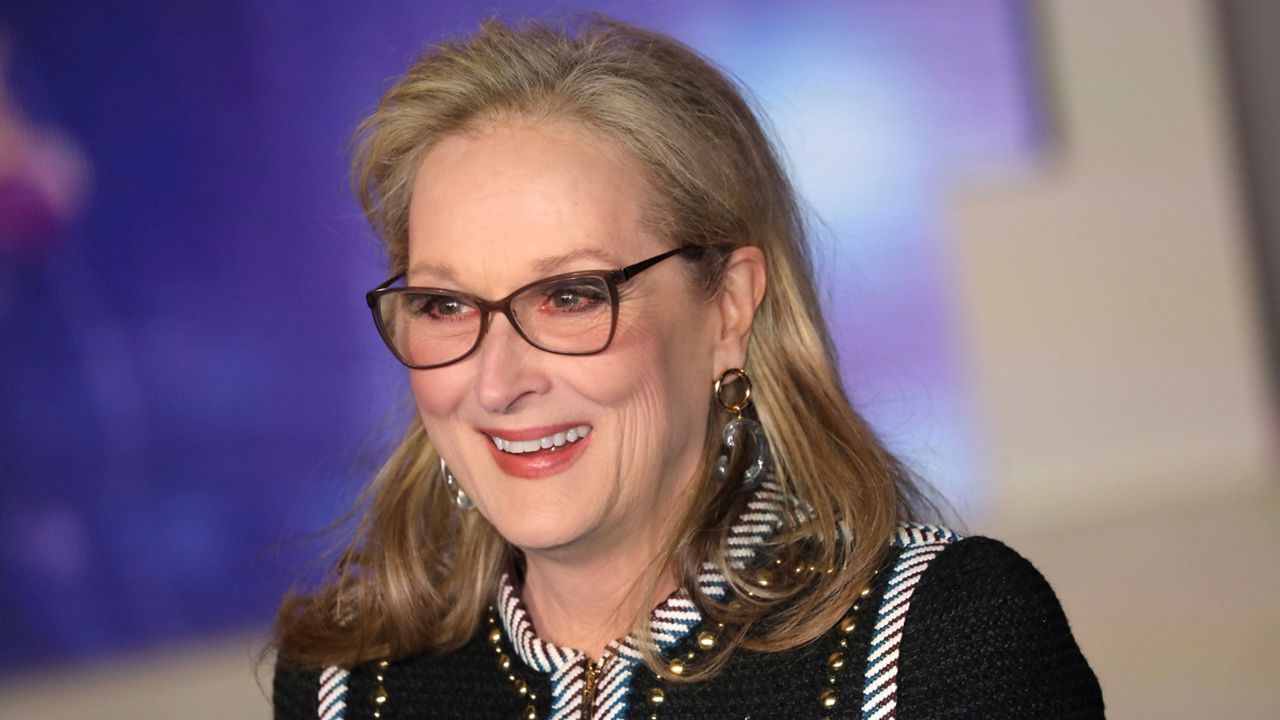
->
[273,16,1104,720]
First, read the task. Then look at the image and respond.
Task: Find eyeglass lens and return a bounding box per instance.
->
[376,274,615,368]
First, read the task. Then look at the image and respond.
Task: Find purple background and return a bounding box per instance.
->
[0,1,1042,676]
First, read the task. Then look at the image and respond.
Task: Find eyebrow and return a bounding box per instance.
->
[405,260,458,284]
[531,247,621,274]
[407,246,622,285]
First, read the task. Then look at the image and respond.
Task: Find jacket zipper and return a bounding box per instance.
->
[581,659,602,718]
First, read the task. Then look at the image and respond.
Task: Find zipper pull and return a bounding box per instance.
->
[581,659,602,718]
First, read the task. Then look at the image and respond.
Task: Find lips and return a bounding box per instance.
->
[479,424,592,479]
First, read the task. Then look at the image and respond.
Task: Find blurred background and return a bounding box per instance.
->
[1,0,1276,717]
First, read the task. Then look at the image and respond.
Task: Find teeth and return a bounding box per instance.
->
[492,425,591,454]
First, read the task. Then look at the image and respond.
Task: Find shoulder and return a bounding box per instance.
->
[875,526,1105,719]
[890,526,1065,611]
[270,661,323,720]
[910,534,1065,605]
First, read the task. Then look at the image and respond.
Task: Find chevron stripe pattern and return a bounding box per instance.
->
[701,477,788,599]
[317,666,349,720]
[310,479,789,720]
[496,478,786,719]
[859,522,961,720]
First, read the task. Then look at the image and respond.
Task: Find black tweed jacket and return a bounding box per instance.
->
[273,535,1104,719]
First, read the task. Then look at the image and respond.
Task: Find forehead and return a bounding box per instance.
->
[406,119,660,288]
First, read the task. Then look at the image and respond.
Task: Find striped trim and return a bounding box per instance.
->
[701,478,788,600]
[497,478,787,719]
[860,522,961,720]
[312,479,789,720]
[318,666,349,720]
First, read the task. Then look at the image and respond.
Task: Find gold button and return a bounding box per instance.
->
[513,678,528,696]
[696,631,717,650]
[754,569,772,587]
[838,615,856,634]
[523,705,537,720]
[819,689,838,710]
[488,627,503,646]
[860,586,871,597]
[377,659,389,669]
[669,658,685,675]
[648,687,666,705]
[498,653,511,671]
[371,686,388,705]
[827,651,846,671]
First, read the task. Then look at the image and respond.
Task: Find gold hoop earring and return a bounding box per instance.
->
[713,368,770,490]
[714,367,753,415]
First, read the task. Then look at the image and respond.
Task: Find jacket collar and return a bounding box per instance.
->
[494,478,789,674]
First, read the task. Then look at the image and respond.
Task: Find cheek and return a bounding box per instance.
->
[408,367,470,433]
[581,307,717,436]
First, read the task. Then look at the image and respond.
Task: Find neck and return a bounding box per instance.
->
[520,534,677,662]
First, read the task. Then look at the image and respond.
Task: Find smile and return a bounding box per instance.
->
[489,425,592,454]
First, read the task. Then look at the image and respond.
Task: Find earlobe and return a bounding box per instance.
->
[714,246,767,372]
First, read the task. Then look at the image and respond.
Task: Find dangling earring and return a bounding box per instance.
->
[714,368,770,491]
[440,457,475,510]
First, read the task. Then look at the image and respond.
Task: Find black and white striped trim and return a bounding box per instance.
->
[311,478,789,720]
[859,522,961,720]
[497,478,787,720]
[317,666,349,720]
[702,477,789,599]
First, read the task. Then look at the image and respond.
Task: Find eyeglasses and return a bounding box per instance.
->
[365,246,701,369]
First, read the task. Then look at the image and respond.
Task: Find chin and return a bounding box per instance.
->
[492,524,587,556]
[480,497,594,554]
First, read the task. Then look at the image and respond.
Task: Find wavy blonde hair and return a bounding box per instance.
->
[275,15,925,680]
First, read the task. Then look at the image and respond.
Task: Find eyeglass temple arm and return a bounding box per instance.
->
[613,245,705,283]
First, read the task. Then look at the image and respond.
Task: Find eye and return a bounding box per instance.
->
[407,293,475,321]
[540,280,608,313]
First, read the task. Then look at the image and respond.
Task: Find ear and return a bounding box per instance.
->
[713,245,767,373]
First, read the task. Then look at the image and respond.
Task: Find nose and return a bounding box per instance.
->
[474,311,549,414]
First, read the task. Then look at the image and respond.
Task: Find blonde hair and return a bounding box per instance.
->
[275,15,925,680]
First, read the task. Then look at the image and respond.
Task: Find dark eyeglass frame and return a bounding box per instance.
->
[365,245,702,369]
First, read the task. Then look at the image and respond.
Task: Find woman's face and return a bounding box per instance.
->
[405,119,723,560]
